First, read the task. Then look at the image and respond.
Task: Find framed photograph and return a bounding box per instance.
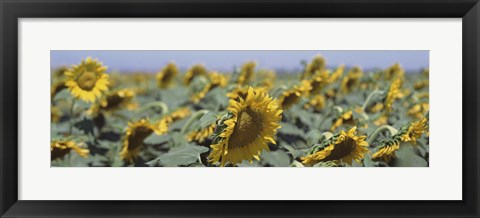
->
[1,0,479,217]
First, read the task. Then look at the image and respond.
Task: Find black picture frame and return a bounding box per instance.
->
[1,0,479,217]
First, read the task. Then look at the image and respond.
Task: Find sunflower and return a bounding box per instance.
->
[302,55,326,79]
[184,64,207,85]
[340,66,363,94]
[159,107,192,125]
[408,102,429,119]
[384,79,403,112]
[208,87,282,166]
[190,72,228,103]
[170,107,191,121]
[301,126,369,166]
[371,138,401,163]
[156,62,179,88]
[88,89,137,115]
[373,113,388,126]
[328,64,345,83]
[64,57,110,103]
[51,140,89,160]
[308,73,327,95]
[51,79,67,99]
[400,117,428,143]
[367,102,384,113]
[52,66,69,79]
[208,72,228,89]
[414,80,429,90]
[384,63,405,80]
[190,84,212,103]
[330,110,356,132]
[120,119,167,163]
[227,86,268,101]
[236,61,256,85]
[188,123,216,143]
[304,95,326,112]
[277,80,312,109]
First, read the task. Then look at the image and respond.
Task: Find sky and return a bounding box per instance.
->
[51,50,429,73]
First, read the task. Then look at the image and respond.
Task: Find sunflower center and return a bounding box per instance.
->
[77,71,98,91]
[162,70,175,82]
[103,94,124,110]
[282,93,300,108]
[324,137,356,161]
[128,126,153,151]
[310,81,322,94]
[228,107,263,148]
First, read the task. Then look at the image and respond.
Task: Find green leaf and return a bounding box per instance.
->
[144,133,171,145]
[278,122,305,137]
[147,145,209,167]
[261,150,291,167]
[306,129,322,147]
[391,143,428,167]
[198,112,217,129]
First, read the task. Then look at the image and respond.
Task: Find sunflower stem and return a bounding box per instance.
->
[367,125,398,146]
[134,101,169,118]
[361,89,384,112]
[180,110,209,134]
[68,99,76,134]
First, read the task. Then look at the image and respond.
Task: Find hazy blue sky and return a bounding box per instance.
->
[51,50,428,73]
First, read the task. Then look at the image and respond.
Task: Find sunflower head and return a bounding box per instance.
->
[340,66,363,94]
[302,55,326,79]
[51,80,67,99]
[227,86,268,101]
[399,117,428,143]
[64,57,110,103]
[328,64,345,83]
[208,72,228,89]
[414,80,429,90]
[89,89,137,115]
[278,80,312,109]
[157,62,179,88]
[160,107,192,125]
[373,113,389,126]
[330,110,356,132]
[304,95,326,112]
[188,123,216,143]
[367,102,384,113]
[384,79,404,112]
[384,63,405,80]
[408,102,429,119]
[184,64,207,85]
[237,61,257,85]
[120,119,167,163]
[52,66,69,79]
[308,73,327,95]
[190,83,212,103]
[208,87,282,166]
[51,140,89,160]
[301,126,369,166]
[371,137,401,163]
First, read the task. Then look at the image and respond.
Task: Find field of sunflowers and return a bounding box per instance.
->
[50,55,429,167]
